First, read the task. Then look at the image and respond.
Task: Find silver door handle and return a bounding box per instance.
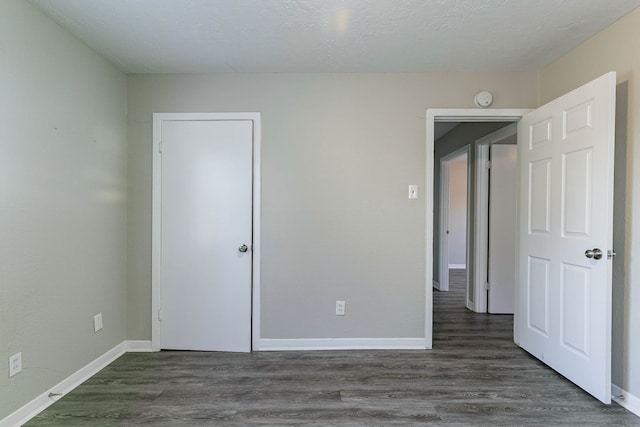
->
[585,248,603,260]
[238,244,249,253]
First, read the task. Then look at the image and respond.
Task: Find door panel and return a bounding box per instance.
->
[561,263,590,357]
[528,256,549,336]
[160,120,253,352]
[529,159,551,233]
[530,118,552,148]
[517,72,616,403]
[562,148,593,236]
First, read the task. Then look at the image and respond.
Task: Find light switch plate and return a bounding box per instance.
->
[94,313,103,332]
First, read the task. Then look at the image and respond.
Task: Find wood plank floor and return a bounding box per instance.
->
[28,270,640,426]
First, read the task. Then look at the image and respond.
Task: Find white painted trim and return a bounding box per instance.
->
[425,109,531,350]
[448,264,466,269]
[472,123,518,314]
[152,115,161,352]
[125,340,154,352]
[0,343,126,427]
[425,111,435,349]
[474,142,490,313]
[428,109,530,122]
[256,338,427,351]
[432,280,439,289]
[463,149,473,311]
[438,157,450,292]
[465,300,475,312]
[612,384,640,418]
[252,117,262,352]
[151,113,262,352]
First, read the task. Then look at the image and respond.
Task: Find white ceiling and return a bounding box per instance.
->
[30,0,640,74]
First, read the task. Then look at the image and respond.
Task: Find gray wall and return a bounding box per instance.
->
[0,0,127,418]
[127,73,538,341]
[433,123,511,302]
[540,6,639,396]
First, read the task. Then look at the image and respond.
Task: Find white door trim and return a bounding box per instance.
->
[151,112,262,352]
[425,109,531,348]
[438,145,470,293]
[472,123,518,313]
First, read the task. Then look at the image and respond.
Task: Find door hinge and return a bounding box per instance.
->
[158,141,163,154]
[485,160,491,169]
[157,308,163,321]
[484,282,490,291]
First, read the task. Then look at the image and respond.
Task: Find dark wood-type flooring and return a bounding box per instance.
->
[27,269,640,425]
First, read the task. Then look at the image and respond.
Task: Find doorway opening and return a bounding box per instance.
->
[151,112,262,353]
[424,109,530,349]
[427,75,621,406]
[432,118,522,318]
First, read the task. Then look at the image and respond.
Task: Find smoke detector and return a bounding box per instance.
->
[474,91,493,108]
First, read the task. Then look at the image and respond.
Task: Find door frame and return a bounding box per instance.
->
[425,109,531,348]
[437,146,470,293]
[151,112,262,352]
[471,123,518,313]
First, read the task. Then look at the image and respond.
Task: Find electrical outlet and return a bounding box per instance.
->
[336,300,346,316]
[9,352,22,377]
[94,313,103,332]
[408,185,418,199]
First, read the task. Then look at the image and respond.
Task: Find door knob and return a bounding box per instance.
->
[585,248,603,260]
[238,244,249,253]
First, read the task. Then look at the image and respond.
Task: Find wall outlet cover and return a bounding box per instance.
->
[336,300,346,316]
[408,185,418,199]
[9,352,22,377]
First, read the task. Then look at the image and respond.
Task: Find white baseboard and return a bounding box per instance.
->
[448,264,466,269]
[432,280,439,289]
[612,384,640,417]
[125,340,153,352]
[0,342,126,427]
[256,338,427,351]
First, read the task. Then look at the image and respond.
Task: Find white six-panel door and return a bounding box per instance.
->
[159,119,254,352]
[516,72,616,403]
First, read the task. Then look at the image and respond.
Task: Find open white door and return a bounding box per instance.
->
[516,72,616,403]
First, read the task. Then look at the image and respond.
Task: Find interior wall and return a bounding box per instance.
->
[127,73,538,341]
[433,123,512,301]
[539,6,639,397]
[448,158,468,267]
[0,0,127,419]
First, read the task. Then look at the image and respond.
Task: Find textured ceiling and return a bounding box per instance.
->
[29,0,640,74]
